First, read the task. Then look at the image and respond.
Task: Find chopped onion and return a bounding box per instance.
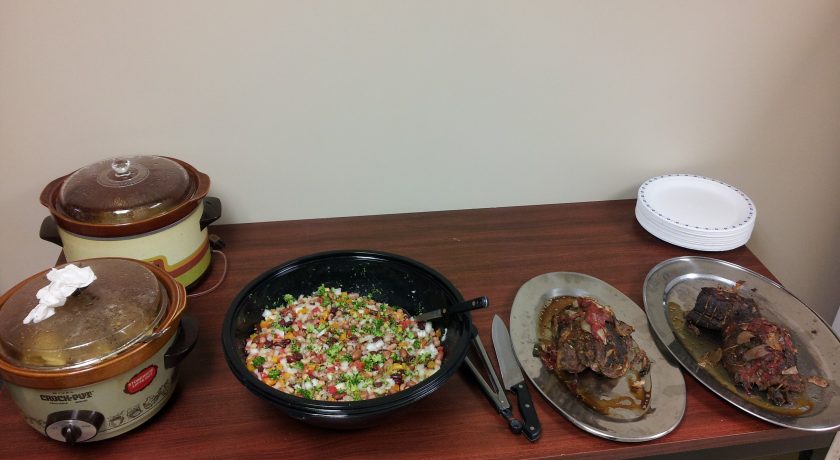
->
[742,344,770,361]
[736,331,754,345]
[595,328,607,343]
[807,375,829,388]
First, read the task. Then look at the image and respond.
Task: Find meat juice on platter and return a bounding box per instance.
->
[537,296,652,419]
[669,285,828,416]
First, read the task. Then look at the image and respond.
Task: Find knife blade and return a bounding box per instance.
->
[492,314,542,442]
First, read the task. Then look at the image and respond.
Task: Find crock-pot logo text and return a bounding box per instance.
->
[40,391,94,402]
[125,365,158,395]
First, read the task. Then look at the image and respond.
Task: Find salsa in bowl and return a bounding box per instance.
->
[221,250,473,428]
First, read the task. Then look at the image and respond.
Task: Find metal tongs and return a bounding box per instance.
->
[464,326,524,435]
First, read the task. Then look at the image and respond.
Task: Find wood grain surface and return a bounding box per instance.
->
[0,200,833,459]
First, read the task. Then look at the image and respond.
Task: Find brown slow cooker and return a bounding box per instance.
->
[0,258,197,443]
[39,156,221,288]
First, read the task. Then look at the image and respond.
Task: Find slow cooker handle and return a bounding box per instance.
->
[39,216,63,246]
[200,197,222,230]
[164,314,199,369]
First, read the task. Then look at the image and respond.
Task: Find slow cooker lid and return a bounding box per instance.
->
[0,259,167,370]
[56,156,195,225]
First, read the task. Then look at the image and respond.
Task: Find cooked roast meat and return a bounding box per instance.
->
[685,286,809,406]
[722,317,804,405]
[539,297,650,379]
[687,286,760,331]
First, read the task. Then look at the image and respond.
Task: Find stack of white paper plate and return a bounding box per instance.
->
[635,174,756,251]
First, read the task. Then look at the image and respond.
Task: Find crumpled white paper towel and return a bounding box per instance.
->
[23,264,97,324]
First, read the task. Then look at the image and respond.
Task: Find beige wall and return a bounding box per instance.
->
[2,1,839,321]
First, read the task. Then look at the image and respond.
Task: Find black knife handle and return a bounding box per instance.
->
[445,296,489,315]
[500,408,523,435]
[511,382,541,442]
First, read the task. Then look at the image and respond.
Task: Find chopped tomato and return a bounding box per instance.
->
[244,286,443,402]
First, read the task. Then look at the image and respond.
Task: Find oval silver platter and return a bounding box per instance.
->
[643,256,840,431]
[510,272,686,442]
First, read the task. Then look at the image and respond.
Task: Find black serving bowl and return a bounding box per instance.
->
[221,250,474,428]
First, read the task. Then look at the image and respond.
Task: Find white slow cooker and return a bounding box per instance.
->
[39,156,221,289]
[0,258,197,443]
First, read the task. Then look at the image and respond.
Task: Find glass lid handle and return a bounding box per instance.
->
[111,158,132,177]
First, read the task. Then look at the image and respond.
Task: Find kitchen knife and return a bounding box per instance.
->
[413,296,488,322]
[492,314,542,442]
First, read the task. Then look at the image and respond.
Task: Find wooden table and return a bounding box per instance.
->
[0,200,834,458]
